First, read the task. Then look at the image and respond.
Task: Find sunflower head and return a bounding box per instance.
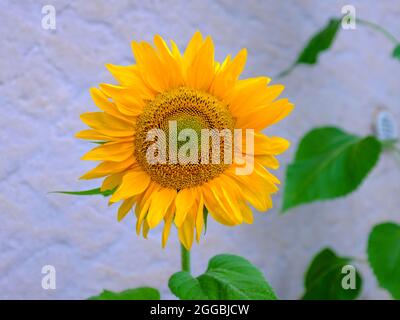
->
[77,32,294,249]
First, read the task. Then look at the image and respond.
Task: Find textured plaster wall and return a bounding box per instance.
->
[1,0,400,299]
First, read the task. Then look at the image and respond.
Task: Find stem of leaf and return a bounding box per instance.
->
[391,145,400,167]
[351,257,368,265]
[356,18,399,45]
[275,63,296,79]
[381,140,400,167]
[181,244,191,274]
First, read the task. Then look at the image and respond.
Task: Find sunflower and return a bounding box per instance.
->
[76,32,293,249]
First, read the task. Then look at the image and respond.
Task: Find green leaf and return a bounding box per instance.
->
[51,187,115,197]
[302,248,362,300]
[297,18,341,64]
[88,287,160,300]
[368,222,400,299]
[278,18,341,77]
[282,127,381,211]
[169,254,277,300]
[169,271,209,300]
[393,44,400,60]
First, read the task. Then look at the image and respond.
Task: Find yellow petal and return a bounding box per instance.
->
[81,141,134,161]
[178,209,195,250]
[99,83,149,108]
[80,157,136,180]
[117,197,136,221]
[115,102,143,117]
[170,39,182,61]
[255,154,279,169]
[174,188,196,227]
[231,84,286,115]
[131,41,166,92]
[254,161,280,185]
[146,188,177,229]
[80,111,134,137]
[110,169,150,202]
[211,48,247,98]
[218,175,253,225]
[209,177,243,224]
[225,166,276,211]
[201,182,237,226]
[135,182,160,234]
[225,48,247,79]
[142,220,150,238]
[186,36,215,90]
[195,190,204,242]
[90,87,134,121]
[105,64,143,87]
[235,98,294,130]
[101,173,123,192]
[225,77,270,111]
[239,200,253,224]
[252,134,290,155]
[183,31,204,70]
[162,203,175,248]
[75,129,113,141]
[154,35,184,88]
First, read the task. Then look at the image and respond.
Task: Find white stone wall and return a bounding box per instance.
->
[1,0,399,299]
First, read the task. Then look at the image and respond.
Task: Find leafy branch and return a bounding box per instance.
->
[277,17,400,78]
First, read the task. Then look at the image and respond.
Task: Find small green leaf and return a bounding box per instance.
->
[88,287,160,300]
[297,18,341,64]
[278,18,341,77]
[393,44,400,60]
[368,222,400,299]
[302,248,362,300]
[51,187,115,197]
[282,127,381,211]
[169,254,277,300]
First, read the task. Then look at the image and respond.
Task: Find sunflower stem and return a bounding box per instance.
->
[180,244,191,274]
